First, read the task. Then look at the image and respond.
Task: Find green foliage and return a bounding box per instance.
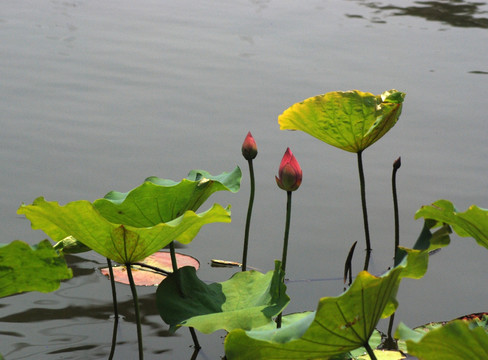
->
[17,197,231,264]
[156,261,289,334]
[0,240,72,298]
[95,167,241,226]
[415,199,488,250]
[224,250,428,360]
[278,89,405,153]
[396,320,488,359]
[53,235,92,254]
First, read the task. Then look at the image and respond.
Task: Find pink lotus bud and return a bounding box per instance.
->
[275,148,302,191]
[241,131,258,160]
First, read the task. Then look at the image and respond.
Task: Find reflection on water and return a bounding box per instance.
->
[358,0,488,28]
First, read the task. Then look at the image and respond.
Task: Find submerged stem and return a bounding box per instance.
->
[277,191,293,328]
[242,159,255,271]
[126,263,143,360]
[357,151,372,271]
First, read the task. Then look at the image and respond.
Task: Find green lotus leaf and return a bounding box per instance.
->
[415,199,488,250]
[395,320,488,359]
[278,89,405,153]
[0,240,72,298]
[93,167,241,226]
[156,261,289,334]
[224,249,432,360]
[394,219,451,278]
[17,197,231,264]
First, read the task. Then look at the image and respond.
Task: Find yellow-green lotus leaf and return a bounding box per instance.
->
[278,89,405,153]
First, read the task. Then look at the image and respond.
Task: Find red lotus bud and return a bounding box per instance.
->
[275,148,302,191]
[241,131,258,160]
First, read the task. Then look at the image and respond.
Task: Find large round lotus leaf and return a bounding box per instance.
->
[93,167,241,226]
[17,197,231,264]
[156,261,289,334]
[0,240,72,298]
[278,89,405,153]
[100,251,199,286]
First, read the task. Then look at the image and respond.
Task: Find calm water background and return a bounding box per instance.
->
[1,0,488,359]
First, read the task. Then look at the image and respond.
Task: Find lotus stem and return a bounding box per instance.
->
[189,327,201,349]
[108,315,118,360]
[126,263,144,360]
[281,191,293,273]
[363,341,378,360]
[392,157,401,259]
[107,258,119,360]
[169,241,178,274]
[169,241,200,348]
[277,190,293,328]
[107,258,119,319]
[386,156,401,350]
[242,158,255,271]
[357,151,372,271]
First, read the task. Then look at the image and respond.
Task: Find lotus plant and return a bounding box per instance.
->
[278,89,405,270]
[275,147,302,327]
[241,131,258,271]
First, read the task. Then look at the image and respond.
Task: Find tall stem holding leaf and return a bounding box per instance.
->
[357,150,371,271]
[275,148,302,328]
[126,263,143,360]
[241,132,258,271]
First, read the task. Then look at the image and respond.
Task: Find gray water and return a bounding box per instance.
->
[1,0,488,359]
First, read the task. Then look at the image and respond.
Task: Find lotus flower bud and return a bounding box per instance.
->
[241,131,258,160]
[275,148,302,191]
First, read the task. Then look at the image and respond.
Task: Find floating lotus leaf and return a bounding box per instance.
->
[0,240,72,298]
[278,89,405,153]
[100,251,199,286]
[93,167,241,226]
[395,319,488,360]
[224,247,435,360]
[17,197,231,264]
[156,261,289,334]
[415,199,488,250]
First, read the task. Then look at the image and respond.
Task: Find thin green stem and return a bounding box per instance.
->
[242,159,255,271]
[277,191,292,328]
[281,191,292,274]
[364,341,378,360]
[189,327,201,349]
[108,315,118,360]
[169,241,200,348]
[107,258,119,360]
[392,157,401,259]
[386,157,401,349]
[357,151,372,271]
[107,258,119,319]
[126,263,143,360]
[169,241,178,274]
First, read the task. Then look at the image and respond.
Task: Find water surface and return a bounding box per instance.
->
[1,0,488,358]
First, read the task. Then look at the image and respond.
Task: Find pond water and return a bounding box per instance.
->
[1,0,488,358]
